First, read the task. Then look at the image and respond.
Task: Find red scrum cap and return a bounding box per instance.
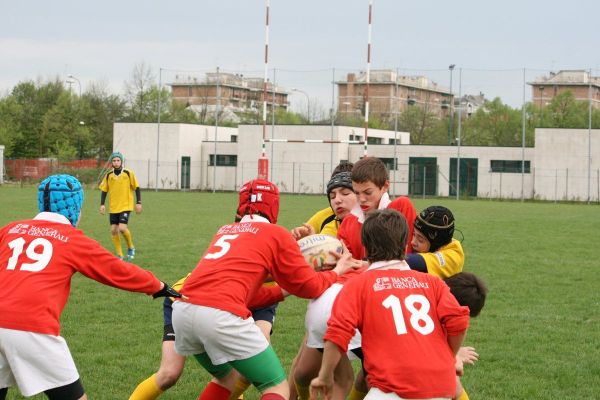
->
[237,179,280,224]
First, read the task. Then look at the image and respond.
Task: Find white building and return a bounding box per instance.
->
[112,123,600,202]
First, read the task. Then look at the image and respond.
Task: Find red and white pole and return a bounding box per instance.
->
[364,0,373,158]
[258,0,270,179]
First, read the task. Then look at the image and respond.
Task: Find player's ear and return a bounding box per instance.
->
[382,180,390,192]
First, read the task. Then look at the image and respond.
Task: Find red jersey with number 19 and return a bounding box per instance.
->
[324,260,469,399]
[0,213,162,336]
[181,215,339,319]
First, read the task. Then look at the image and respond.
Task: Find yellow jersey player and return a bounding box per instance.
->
[407,205,464,278]
[291,162,354,240]
[99,152,142,260]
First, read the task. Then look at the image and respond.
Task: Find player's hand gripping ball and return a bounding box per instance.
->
[297,234,343,271]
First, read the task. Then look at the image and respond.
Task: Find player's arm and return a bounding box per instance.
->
[405,253,428,273]
[271,235,361,299]
[291,223,315,240]
[312,282,359,397]
[248,285,286,309]
[71,233,173,296]
[99,173,109,214]
[448,331,466,355]
[419,244,464,279]
[135,187,142,213]
[100,191,108,214]
[310,340,343,399]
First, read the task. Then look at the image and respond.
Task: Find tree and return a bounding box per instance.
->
[544,91,588,128]
[398,105,444,145]
[123,62,156,122]
[9,79,66,157]
[461,98,525,146]
[84,83,127,160]
[0,96,24,157]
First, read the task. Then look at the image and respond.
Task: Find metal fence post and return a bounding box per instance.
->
[422,166,426,199]
[292,162,296,194]
[532,167,536,200]
[499,173,503,199]
[566,168,569,201]
[322,163,326,194]
[554,169,558,203]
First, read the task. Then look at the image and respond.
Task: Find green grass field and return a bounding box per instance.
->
[1,184,599,399]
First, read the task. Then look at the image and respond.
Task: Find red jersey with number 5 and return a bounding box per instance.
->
[324,261,469,399]
[0,213,162,336]
[181,215,339,318]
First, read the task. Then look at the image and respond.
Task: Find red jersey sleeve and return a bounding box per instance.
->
[267,226,338,299]
[388,196,417,254]
[337,215,365,260]
[248,285,284,309]
[69,232,162,295]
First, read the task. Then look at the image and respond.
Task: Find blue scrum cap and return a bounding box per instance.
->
[110,151,124,163]
[37,174,84,226]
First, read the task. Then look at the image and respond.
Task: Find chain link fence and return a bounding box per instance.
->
[2,157,598,202]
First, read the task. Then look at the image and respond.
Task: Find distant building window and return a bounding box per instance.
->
[367,137,382,145]
[209,154,238,167]
[349,135,363,142]
[490,160,530,173]
[389,138,401,145]
[231,135,237,143]
[380,157,398,171]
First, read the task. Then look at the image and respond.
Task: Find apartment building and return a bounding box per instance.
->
[337,70,453,118]
[529,70,600,109]
[169,71,289,118]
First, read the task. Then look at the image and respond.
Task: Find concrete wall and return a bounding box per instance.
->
[112,123,600,201]
[534,129,600,201]
[234,125,410,194]
[355,144,535,198]
[113,123,237,189]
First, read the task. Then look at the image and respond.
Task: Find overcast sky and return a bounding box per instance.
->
[2,0,599,110]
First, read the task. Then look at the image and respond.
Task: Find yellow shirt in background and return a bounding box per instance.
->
[99,168,139,213]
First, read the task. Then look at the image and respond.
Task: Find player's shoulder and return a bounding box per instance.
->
[340,212,359,226]
[387,196,416,219]
[445,238,463,251]
[388,196,415,209]
[313,207,334,219]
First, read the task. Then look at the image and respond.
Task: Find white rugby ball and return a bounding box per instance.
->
[297,234,343,270]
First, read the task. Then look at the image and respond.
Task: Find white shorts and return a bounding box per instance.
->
[172,301,269,366]
[0,328,80,397]
[365,387,450,400]
[305,283,361,351]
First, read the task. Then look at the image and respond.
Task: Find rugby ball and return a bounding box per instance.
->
[297,234,343,271]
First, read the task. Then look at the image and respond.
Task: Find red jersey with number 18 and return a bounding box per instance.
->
[324,260,469,399]
[0,213,162,336]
